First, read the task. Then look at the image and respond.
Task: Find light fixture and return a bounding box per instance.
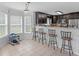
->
[56,11,63,15]
[24,2,30,14]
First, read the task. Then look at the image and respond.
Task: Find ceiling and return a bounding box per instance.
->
[0,2,79,15]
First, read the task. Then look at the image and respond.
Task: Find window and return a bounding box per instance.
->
[10,15,22,33]
[0,12,7,37]
[24,16,32,33]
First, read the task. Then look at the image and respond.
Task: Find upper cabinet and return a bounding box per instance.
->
[35,12,48,24]
[36,12,79,27]
[52,15,59,24]
[62,12,79,19]
[68,12,79,19]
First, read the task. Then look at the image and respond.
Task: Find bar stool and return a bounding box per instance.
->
[32,27,38,41]
[60,31,73,56]
[38,28,47,45]
[48,29,58,49]
[34,29,39,41]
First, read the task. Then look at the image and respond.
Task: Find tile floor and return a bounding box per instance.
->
[0,39,77,56]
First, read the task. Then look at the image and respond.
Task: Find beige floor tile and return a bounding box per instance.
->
[0,39,77,56]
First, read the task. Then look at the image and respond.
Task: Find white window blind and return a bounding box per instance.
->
[24,16,32,33]
[10,15,22,33]
[0,12,7,37]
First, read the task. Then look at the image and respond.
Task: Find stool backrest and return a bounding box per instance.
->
[61,31,71,39]
[48,29,56,35]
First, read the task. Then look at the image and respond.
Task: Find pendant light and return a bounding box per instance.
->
[24,2,30,14]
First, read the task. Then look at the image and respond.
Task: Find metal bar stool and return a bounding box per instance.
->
[60,31,73,56]
[34,28,39,41]
[32,27,39,41]
[34,31,39,41]
[38,28,47,45]
[48,29,58,49]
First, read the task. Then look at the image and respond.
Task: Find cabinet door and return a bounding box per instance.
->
[38,13,47,24]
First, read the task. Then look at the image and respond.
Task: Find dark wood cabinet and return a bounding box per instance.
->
[52,15,59,24]
[35,11,79,26]
[35,12,47,24]
[64,12,79,19]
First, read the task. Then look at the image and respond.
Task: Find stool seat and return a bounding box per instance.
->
[62,37,72,41]
[39,32,46,34]
[49,34,57,37]
[35,31,38,33]
[42,32,46,34]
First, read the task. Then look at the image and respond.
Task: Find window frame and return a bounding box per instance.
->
[10,15,23,34]
[0,12,8,38]
[24,15,32,33]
